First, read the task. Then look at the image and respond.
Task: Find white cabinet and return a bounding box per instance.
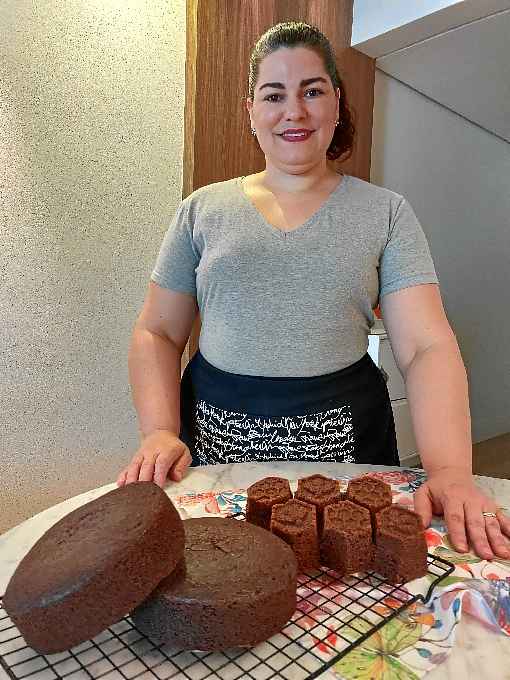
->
[368,320,419,464]
[391,398,418,461]
[379,336,406,401]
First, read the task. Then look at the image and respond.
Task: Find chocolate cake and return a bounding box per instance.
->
[345,476,392,525]
[131,517,297,650]
[246,476,292,529]
[294,474,341,535]
[270,499,320,571]
[3,482,184,653]
[372,505,428,584]
[320,501,374,575]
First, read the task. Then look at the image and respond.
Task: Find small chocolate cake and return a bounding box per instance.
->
[345,476,392,526]
[3,482,184,653]
[373,505,428,584]
[321,501,374,575]
[131,517,297,650]
[270,499,320,571]
[246,476,292,530]
[294,474,341,535]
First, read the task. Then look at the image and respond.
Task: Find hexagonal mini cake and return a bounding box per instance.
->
[320,500,374,576]
[372,505,428,584]
[270,499,320,571]
[294,474,342,535]
[345,475,392,519]
[245,476,292,530]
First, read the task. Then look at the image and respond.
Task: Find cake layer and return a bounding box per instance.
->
[131,517,298,650]
[4,482,184,653]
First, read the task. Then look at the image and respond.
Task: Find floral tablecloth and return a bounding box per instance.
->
[172,468,510,680]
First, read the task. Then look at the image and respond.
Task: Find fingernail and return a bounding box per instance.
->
[459,544,468,552]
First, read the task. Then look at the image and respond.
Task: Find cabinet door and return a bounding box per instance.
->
[392,398,418,460]
[380,337,406,401]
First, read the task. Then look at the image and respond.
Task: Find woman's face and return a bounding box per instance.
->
[247,47,340,173]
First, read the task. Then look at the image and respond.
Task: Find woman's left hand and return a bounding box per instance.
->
[413,467,510,560]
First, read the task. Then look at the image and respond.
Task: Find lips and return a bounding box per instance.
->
[279,129,314,142]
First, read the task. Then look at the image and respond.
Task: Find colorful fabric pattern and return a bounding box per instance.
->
[172,469,510,679]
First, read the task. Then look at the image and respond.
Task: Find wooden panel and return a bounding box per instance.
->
[337,46,375,180]
[183,0,198,199]
[183,0,375,361]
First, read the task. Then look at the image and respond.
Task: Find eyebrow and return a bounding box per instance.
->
[258,76,328,91]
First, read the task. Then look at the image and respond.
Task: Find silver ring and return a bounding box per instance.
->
[482,511,497,518]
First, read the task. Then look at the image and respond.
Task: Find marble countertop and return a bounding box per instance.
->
[1,461,509,679]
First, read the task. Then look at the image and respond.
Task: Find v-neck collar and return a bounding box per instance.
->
[235,173,349,240]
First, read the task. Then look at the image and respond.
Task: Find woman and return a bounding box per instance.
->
[117,22,510,560]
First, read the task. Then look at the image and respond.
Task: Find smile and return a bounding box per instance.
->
[278,130,314,142]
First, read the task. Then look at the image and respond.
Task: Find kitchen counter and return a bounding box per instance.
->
[1,461,509,679]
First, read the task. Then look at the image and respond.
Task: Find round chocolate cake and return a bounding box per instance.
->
[3,482,184,653]
[131,517,298,650]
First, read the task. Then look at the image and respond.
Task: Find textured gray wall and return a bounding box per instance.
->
[371,70,510,444]
[1,0,186,534]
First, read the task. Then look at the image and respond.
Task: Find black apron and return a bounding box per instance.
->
[180,351,399,467]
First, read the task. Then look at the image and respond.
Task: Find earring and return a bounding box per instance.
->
[335,120,339,127]
[251,127,257,136]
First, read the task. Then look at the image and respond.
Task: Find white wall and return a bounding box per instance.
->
[352,0,463,44]
[371,70,510,443]
[0,0,187,534]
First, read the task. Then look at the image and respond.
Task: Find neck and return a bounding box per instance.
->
[261,160,339,195]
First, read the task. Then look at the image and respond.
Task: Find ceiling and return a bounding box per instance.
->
[351,0,461,45]
[353,1,510,143]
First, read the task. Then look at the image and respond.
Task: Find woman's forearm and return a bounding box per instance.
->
[128,325,183,438]
[403,340,472,475]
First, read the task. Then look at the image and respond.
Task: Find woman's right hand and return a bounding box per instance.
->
[116,429,192,488]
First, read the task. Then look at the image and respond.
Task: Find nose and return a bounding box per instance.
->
[284,94,308,121]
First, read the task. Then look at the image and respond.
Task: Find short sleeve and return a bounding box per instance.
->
[379,197,438,298]
[150,199,200,296]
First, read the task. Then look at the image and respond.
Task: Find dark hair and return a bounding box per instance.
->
[248,21,355,162]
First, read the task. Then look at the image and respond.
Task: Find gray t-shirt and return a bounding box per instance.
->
[151,174,438,377]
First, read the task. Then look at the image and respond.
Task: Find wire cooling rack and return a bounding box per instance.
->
[0,515,454,680]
